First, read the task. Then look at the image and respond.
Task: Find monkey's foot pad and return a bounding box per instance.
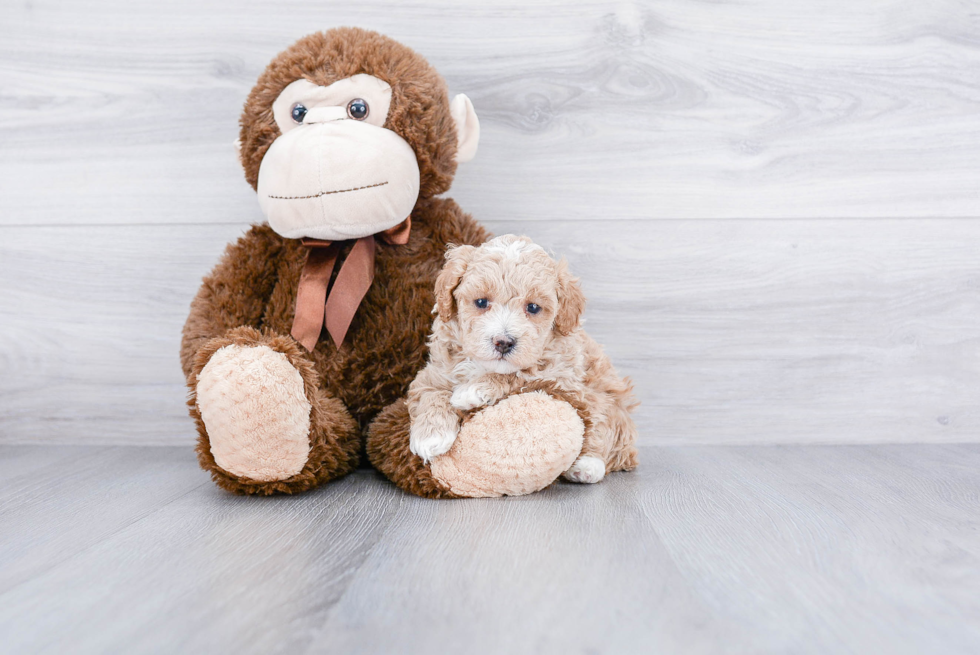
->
[430,391,585,497]
[196,344,312,481]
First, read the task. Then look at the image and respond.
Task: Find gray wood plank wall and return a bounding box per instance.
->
[2,0,979,445]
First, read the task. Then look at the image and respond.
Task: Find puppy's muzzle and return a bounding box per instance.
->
[493,336,516,355]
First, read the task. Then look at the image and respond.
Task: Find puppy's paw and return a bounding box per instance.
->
[410,422,459,463]
[563,456,606,484]
[450,383,493,411]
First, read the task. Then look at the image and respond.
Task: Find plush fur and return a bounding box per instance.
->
[368,381,592,498]
[407,235,639,481]
[365,399,460,499]
[181,28,489,495]
[428,390,584,497]
[182,28,594,498]
[238,28,459,199]
[186,326,361,495]
[197,343,312,481]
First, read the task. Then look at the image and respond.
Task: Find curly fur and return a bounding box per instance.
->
[408,235,639,475]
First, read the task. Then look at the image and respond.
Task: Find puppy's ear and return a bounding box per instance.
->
[435,244,475,322]
[554,258,586,336]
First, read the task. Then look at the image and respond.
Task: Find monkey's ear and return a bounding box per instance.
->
[450,94,480,163]
[234,138,243,166]
[435,244,476,322]
[554,258,586,336]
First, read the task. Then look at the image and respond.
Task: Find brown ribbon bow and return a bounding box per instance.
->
[291,217,411,351]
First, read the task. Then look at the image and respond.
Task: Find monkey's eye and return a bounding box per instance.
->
[526,303,541,315]
[347,98,369,120]
[474,298,489,310]
[290,103,308,124]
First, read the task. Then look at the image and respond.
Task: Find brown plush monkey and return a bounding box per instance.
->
[180,28,584,497]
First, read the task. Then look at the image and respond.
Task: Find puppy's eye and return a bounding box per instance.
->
[347,98,369,120]
[474,298,489,309]
[291,103,308,124]
[526,303,541,315]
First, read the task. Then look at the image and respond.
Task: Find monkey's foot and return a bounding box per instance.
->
[190,327,359,495]
[197,344,312,482]
[367,388,585,499]
[430,392,584,497]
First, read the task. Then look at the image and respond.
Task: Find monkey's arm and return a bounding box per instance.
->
[179,224,285,381]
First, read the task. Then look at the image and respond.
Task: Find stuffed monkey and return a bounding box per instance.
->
[180,28,584,497]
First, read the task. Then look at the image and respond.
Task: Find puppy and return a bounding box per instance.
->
[408,234,638,484]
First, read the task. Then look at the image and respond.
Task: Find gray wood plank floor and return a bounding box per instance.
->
[1,445,978,654]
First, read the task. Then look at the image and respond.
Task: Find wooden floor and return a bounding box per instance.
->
[2,444,979,654]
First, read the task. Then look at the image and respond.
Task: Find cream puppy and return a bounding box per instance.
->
[408,235,638,483]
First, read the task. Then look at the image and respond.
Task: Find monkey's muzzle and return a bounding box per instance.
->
[257,119,421,241]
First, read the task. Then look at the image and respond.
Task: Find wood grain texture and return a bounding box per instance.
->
[1,444,978,654]
[1,1,978,447]
[0,447,403,655]
[321,444,980,654]
[2,219,978,445]
[1,0,979,226]
[0,446,205,593]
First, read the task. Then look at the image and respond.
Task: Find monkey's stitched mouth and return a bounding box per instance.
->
[267,180,389,200]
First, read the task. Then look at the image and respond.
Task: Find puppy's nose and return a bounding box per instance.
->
[493,336,516,355]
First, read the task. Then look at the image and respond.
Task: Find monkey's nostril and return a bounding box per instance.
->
[493,337,516,355]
